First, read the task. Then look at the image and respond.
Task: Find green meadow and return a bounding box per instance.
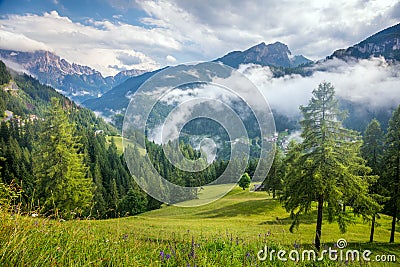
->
[1,186,398,266]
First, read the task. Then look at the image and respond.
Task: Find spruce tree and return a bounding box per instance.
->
[33,98,93,218]
[281,82,379,250]
[361,119,384,242]
[0,60,11,85]
[362,119,384,174]
[383,105,400,243]
[238,172,251,190]
[263,147,284,198]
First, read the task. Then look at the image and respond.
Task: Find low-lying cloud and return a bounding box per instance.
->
[238,57,400,118]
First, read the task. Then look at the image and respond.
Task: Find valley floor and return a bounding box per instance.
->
[1,187,399,266]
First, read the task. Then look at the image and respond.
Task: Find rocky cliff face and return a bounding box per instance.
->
[0,49,146,103]
[215,42,312,69]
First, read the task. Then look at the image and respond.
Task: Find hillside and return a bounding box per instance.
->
[0,61,158,219]
[0,69,116,135]
[1,187,398,266]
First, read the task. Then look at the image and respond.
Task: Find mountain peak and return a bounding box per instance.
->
[0,49,147,103]
[215,41,310,68]
[328,22,400,61]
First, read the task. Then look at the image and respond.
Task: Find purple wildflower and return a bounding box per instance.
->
[160,250,165,260]
[246,252,251,258]
[189,251,195,258]
[122,234,128,240]
[166,254,171,260]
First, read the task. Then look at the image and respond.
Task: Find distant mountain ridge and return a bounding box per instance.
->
[328,23,400,61]
[84,41,313,117]
[0,49,146,103]
[83,68,163,115]
[215,41,312,68]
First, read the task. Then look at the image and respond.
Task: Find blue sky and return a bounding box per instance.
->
[0,0,399,76]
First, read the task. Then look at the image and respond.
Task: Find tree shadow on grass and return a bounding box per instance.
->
[259,210,319,226]
[196,199,280,218]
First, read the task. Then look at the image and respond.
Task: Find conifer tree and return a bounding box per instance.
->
[263,147,284,198]
[382,105,400,243]
[91,161,107,218]
[281,82,379,250]
[238,172,251,190]
[361,119,384,242]
[33,98,93,218]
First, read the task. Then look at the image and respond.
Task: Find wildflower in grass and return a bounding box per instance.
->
[267,230,271,236]
[190,236,195,258]
[169,245,176,256]
[246,252,251,258]
[160,250,165,260]
[31,213,38,217]
[122,234,128,241]
[166,254,171,260]
[294,241,299,249]
[189,250,195,258]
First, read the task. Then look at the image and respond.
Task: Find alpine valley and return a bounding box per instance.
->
[1,3,400,265]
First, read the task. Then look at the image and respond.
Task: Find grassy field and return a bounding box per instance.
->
[106,135,145,156]
[1,186,399,266]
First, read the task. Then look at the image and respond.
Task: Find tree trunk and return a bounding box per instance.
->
[315,194,324,251]
[272,188,276,199]
[369,213,375,243]
[390,201,397,243]
[391,154,400,243]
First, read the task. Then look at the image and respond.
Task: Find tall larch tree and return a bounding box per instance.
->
[281,82,379,251]
[33,98,93,218]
